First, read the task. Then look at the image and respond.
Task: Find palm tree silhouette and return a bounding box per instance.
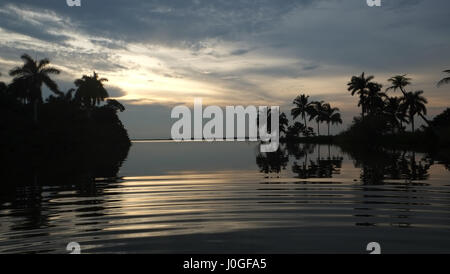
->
[279,112,289,135]
[363,82,386,115]
[265,109,289,134]
[347,72,374,118]
[74,71,109,107]
[0,73,6,93]
[387,74,411,94]
[291,94,313,128]
[46,88,75,104]
[9,54,61,123]
[437,70,450,87]
[322,104,342,136]
[384,97,407,133]
[387,74,430,126]
[106,99,126,112]
[401,91,428,133]
[309,101,326,136]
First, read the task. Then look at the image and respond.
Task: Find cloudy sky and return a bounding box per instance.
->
[0,0,449,138]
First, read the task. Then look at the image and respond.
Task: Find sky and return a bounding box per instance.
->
[0,0,449,138]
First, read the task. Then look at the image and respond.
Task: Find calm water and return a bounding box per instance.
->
[0,141,450,253]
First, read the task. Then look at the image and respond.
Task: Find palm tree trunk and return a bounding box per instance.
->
[327,122,330,136]
[411,115,415,133]
[317,120,320,136]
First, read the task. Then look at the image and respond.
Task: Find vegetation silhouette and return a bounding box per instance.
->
[290,144,343,179]
[255,142,344,179]
[256,145,289,177]
[0,54,130,149]
[9,54,61,124]
[0,143,127,234]
[280,70,449,149]
[291,94,314,128]
[437,70,450,87]
[0,54,131,187]
[254,140,443,186]
[339,145,431,185]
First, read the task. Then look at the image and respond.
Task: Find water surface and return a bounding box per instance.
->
[0,141,449,253]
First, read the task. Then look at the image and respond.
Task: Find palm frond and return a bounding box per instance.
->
[42,75,59,93]
[38,58,50,69]
[437,77,450,87]
[41,67,60,75]
[20,54,35,65]
[9,67,25,77]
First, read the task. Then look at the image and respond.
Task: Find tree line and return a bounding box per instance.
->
[278,70,450,142]
[0,54,125,124]
[0,54,130,148]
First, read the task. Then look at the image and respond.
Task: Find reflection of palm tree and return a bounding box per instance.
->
[340,145,432,185]
[292,94,314,127]
[347,72,374,118]
[9,54,61,123]
[401,91,427,133]
[437,70,450,87]
[256,147,289,176]
[291,147,343,179]
[74,71,109,107]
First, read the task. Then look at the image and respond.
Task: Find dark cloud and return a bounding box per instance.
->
[2,0,311,46]
[229,48,253,56]
[2,0,449,71]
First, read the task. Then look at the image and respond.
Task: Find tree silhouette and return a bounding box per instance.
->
[106,99,126,113]
[74,71,109,108]
[387,74,430,126]
[363,82,386,115]
[347,72,375,118]
[383,97,407,133]
[47,88,75,104]
[322,104,342,136]
[308,101,326,136]
[264,109,288,135]
[9,54,61,123]
[387,74,411,94]
[401,90,428,133]
[437,70,450,87]
[291,94,314,128]
[0,73,6,94]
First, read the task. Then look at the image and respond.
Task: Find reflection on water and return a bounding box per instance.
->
[0,141,450,253]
